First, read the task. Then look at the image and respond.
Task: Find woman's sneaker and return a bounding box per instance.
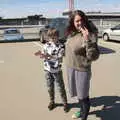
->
[72,111,81,119]
[48,102,55,111]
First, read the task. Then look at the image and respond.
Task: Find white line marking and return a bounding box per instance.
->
[33,42,43,48]
[0,60,4,63]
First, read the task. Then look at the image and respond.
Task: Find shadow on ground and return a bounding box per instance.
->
[98,45,116,54]
[89,96,120,120]
[0,38,39,43]
[55,96,120,120]
[106,40,120,44]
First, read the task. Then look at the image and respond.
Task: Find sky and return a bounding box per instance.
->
[0,0,120,18]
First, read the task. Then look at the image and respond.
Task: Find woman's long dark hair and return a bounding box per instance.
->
[65,10,97,36]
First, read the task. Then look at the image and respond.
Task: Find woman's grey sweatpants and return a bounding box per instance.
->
[67,68,91,99]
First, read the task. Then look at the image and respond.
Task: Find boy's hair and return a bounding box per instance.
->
[47,28,59,39]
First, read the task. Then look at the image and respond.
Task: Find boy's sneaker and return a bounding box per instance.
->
[63,103,69,113]
[72,111,81,119]
[48,102,55,111]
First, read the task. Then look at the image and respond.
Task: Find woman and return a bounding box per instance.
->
[65,10,100,120]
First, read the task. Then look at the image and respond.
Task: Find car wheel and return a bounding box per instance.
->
[103,33,109,41]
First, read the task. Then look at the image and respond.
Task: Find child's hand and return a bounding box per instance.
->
[34,50,51,59]
[40,53,46,59]
[34,50,41,56]
[40,54,51,59]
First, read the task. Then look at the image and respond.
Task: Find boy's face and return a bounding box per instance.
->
[50,35,58,43]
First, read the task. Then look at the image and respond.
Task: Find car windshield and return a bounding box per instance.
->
[48,18,68,28]
[4,29,20,34]
[112,24,120,29]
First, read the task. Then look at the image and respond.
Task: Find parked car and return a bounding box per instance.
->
[39,18,68,43]
[102,24,120,41]
[3,28,24,41]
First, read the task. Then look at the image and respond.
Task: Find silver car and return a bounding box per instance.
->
[102,24,120,41]
[3,28,24,41]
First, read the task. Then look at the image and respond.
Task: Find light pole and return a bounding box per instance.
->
[69,0,74,11]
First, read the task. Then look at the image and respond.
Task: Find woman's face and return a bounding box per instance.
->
[74,15,83,31]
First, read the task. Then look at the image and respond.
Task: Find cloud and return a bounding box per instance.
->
[75,0,120,12]
[0,0,16,4]
[0,1,66,18]
[87,3,120,12]
[1,0,120,18]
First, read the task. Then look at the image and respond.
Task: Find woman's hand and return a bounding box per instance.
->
[80,27,89,41]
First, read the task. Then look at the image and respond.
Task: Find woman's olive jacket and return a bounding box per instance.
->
[65,32,100,71]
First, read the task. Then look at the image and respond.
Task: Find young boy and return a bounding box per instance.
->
[34,28,69,112]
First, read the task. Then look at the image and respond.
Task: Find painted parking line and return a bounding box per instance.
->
[0,60,4,63]
[33,42,43,48]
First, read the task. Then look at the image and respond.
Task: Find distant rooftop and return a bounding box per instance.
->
[86,12,120,16]
[63,10,120,18]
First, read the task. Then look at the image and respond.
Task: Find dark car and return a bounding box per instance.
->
[39,18,68,43]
